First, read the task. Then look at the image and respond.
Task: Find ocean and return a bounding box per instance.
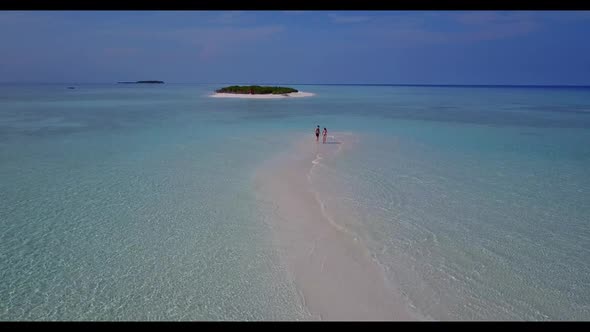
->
[1,83,589,320]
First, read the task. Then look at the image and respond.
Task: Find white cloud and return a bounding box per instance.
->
[453,11,538,41]
[103,47,140,57]
[328,13,371,24]
[362,11,540,48]
[455,11,535,26]
[209,11,244,25]
[172,25,286,60]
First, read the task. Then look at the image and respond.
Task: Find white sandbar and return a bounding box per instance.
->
[253,132,420,321]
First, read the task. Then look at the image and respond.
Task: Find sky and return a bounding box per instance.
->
[1,11,590,85]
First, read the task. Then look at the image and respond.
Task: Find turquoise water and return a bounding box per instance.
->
[1,84,589,320]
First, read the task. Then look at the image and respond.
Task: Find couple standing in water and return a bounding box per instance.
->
[315,125,328,143]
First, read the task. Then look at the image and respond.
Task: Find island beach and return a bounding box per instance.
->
[211,91,315,99]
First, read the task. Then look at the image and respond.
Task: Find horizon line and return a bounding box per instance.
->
[1,82,590,88]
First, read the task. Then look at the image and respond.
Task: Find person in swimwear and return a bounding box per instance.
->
[322,127,327,144]
[315,125,320,142]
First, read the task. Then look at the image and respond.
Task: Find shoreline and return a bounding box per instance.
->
[210,92,315,99]
[253,132,420,320]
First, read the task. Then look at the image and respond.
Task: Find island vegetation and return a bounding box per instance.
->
[117,80,164,84]
[216,85,298,95]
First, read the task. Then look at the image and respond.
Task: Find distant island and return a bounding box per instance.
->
[216,85,298,95]
[117,80,164,84]
[211,85,314,99]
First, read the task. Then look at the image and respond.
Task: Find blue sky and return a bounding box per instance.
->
[1,11,590,85]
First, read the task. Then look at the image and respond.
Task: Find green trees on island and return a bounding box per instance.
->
[117,81,164,84]
[216,85,298,95]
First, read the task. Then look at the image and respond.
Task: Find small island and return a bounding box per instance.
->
[216,85,298,95]
[211,85,314,99]
[117,80,164,84]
